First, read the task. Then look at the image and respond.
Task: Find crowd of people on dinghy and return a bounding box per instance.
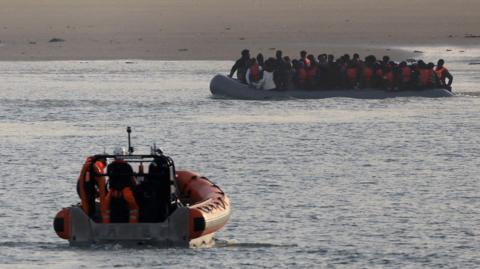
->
[228,49,453,91]
[77,147,176,224]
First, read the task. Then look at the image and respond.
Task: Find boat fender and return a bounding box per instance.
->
[53,208,71,239]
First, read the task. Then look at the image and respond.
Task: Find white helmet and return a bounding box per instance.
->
[113,147,127,155]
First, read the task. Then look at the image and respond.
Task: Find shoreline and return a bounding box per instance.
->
[0,43,477,62]
[0,0,478,61]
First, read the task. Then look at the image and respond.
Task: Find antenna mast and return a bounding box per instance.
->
[127,126,134,154]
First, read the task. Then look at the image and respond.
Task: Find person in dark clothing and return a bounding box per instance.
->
[434,59,453,90]
[326,54,339,88]
[229,49,250,83]
[283,56,293,88]
[256,53,265,69]
[274,50,288,90]
[135,157,176,222]
[316,54,328,88]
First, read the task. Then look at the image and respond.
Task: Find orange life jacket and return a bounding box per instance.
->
[401,67,412,82]
[78,157,106,217]
[434,67,447,80]
[383,71,394,83]
[362,67,373,82]
[346,67,358,82]
[249,63,261,82]
[419,69,434,86]
[101,188,139,224]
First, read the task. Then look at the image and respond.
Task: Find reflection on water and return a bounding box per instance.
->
[0,49,479,268]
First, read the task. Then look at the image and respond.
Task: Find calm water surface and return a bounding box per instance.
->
[0,48,479,268]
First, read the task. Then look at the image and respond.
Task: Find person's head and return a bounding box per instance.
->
[327,54,334,62]
[343,54,350,61]
[276,50,283,59]
[283,56,291,63]
[399,61,407,68]
[256,53,264,65]
[241,49,250,58]
[307,54,316,63]
[382,55,390,63]
[427,62,435,69]
[353,53,360,60]
[264,57,276,72]
[417,60,426,69]
[292,59,299,69]
[113,147,127,155]
[365,55,376,64]
[317,54,326,62]
[300,50,307,58]
[249,58,257,67]
[437,59,445,68]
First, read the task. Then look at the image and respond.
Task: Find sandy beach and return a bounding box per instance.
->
[0,0,479,61]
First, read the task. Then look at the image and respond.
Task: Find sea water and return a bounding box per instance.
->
[0,48,479,268]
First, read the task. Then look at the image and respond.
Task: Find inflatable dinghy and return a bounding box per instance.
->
[53,128,230,247]
[209,74,454,100]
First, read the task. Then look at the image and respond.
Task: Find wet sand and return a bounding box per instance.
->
[0,0,479,61]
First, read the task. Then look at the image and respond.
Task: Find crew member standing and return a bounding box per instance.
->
[77,156,107,219]
[229,49,251,83]
[434,59,453,91]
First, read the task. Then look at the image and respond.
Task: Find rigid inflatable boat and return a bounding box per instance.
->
[53,128,230,247]
[209,74,454,100]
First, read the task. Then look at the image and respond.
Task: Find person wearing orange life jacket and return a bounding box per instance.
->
[360,55,376,88]
[434,59,453,91]
[345,60,359,89]
[245,58,262,86]
[398,61,412,90]
[418,62,437,89]
[293,60,307,89]
[361,66,374,88]
[77,156,107,219]
[101,150,139,224]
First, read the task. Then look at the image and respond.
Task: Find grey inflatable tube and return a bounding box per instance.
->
[209,74,454,100]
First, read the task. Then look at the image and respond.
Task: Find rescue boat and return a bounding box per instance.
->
[210,74,454,100]
[53,128,231,247]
